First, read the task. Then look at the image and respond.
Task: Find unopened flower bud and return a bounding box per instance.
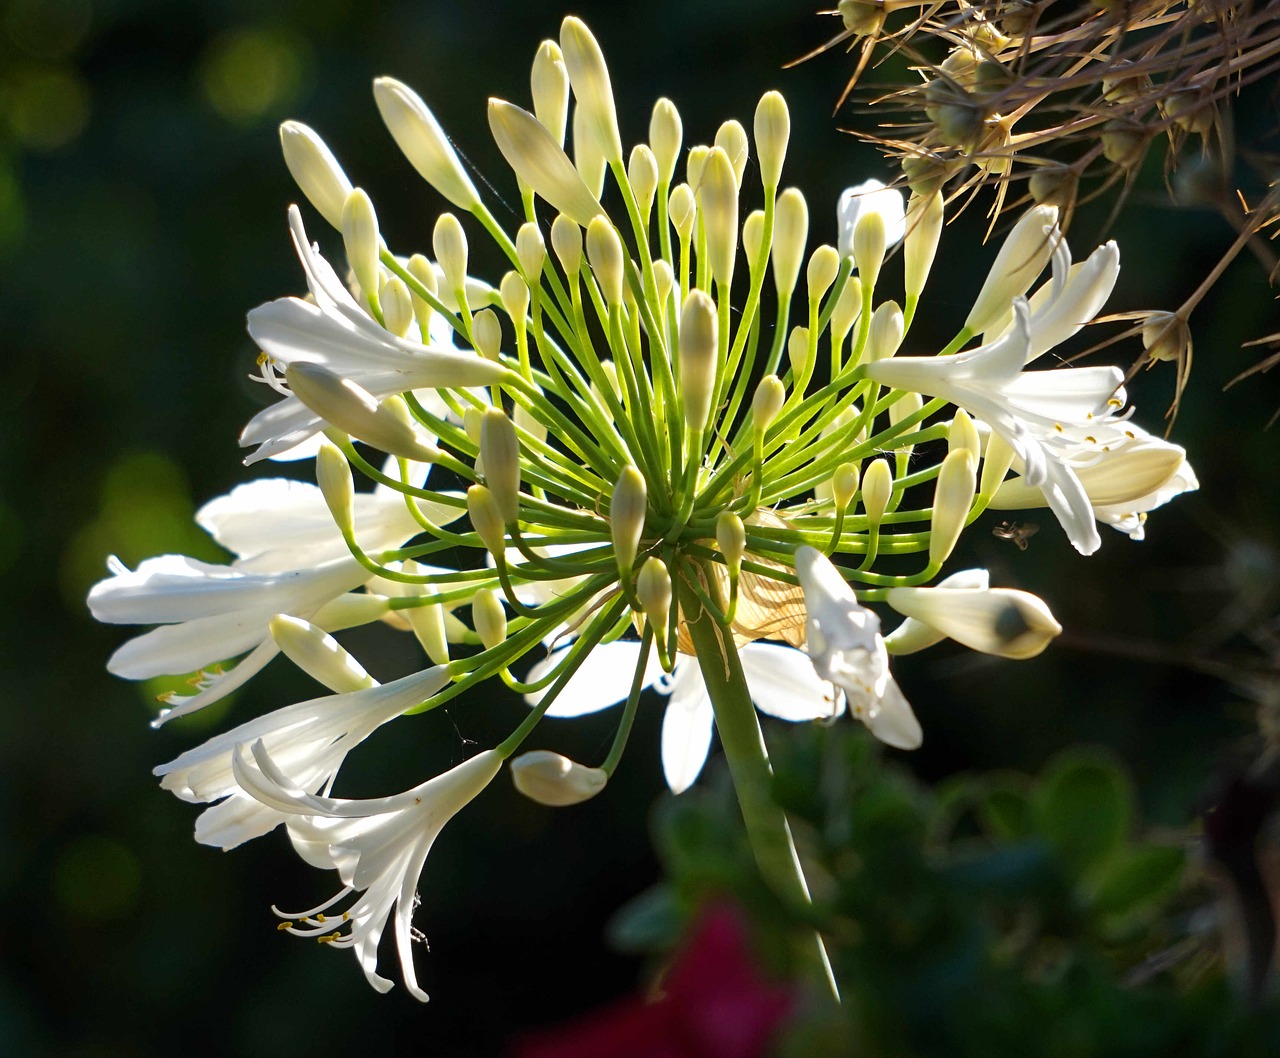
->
[547,214,582,280]
[716,511,746,573]
[686,144,709,190]
[467,484,506,558]
[406,254,439,338]
[866,301,904,361]
[480,408,521,523]
[652,259,674,310]
[965,205,1059,334]
[948,409,981,460]
[678,289,718,432]
[980,431,1016,497]
[500,271,530,325]
[852,205,886,291]
[628,144,658,226]
[269,614,376,693]
[787,326,812,377]
[472,308,501,361]
[929,448,976,567]
[668,183,696,243]
[714,119,749,189]
[754,90,789,189]
[315,439,355,537]
[516,221,546,283]
[373,77,480,210]
[888,390,923,452]
[513,401,547,448]
[585,216,625,306]
[839,180,906,288]
[595,360,623,406]
[560,16,622,164]
[831,275,863,348]
[861,458,892,526]
[807,245,840,303]
[279,120,353,230]
[700,147,738,289]
[610,466,647,575]
[649,98,683,186]
[636,556,672,627]
[904,191,943,305]
[772,187,808,298]
[510,750,608,806]
[380,275,414,338]
[530,40,570,146]
[488,99,604,228]
[742,210,766,273]
[885,582,1061,659]
[1142,312,1188,363]
[433,213,469,299]
[342,188,382,306]
[572,104,607,198]
[472,589,507,650]
[752,375,785,431]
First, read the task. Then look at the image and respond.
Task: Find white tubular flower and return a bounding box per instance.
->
[510,750,608,806]
[372,76,481,211]
[232,741,502,1001]
[524,640,837,795]
[154,665,450,850]
[883,568,989,655]
[836,178,906,260]
[794,546,922,750]
[1018,239,1120,362]
[965,205,1059,335]
[886,579,1062,659]
[241,207,504,463]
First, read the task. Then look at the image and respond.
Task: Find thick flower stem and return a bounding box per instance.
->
[677,567,839,1001]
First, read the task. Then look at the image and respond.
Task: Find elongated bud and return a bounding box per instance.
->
[373,77,480,210]
[686,144,709,189]
[716,511,746,573]
[341,188,381,305]
[595,360,622,405]
[531,40,570,146]
[464,406,484,448]
[852,206,886,291]
[433,213,468,298]
[714,119,749,189]
[513,400,547,448]
[948,410,981,460]
[467,483,506,558]
[904,191,943,304]
[965,205,1059,334]
[678,289,718,432]
[380,275,413,337]
[511,751,608,807]
[833,462,859,510]
[628,144,658,226]
[288,363,440,462]
[862,458,892,526]
[472,589,507,650]
[652,259,674,310]
[407,254,438,337]
[754,90,789,189]
[888,391,923,453]
[772,187,808,298]
[668,183,696,243]
[752,374,785,431]
[886,583,1061,659]
[650,98,682,185]
[610,466,647,575]
[572,104,607,198]
[472,308,501,361]
[488,99,603,228]
[831,275,863,347]
[930,448,976,567]
[700,147,738,289]
[315,439,355,536]
[269,614,376,693]
[636,556,672,626]
[279,121,353,230]
[500,271,530,325]
[742,210,766,272]
[402,578,450,665]
[866,301,904,361]
[550,214,582,279]
[515,222,546,283]
[560,16,622,165]
[980,431,1016,497]
[807,245,840,303]
[787,326,811,377]
[481,408,521,523]
[585,216,624,306]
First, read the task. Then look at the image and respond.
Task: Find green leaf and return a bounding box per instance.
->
[1032,749,1134,874]
[606,884,684,954]
[1090,843,1186,920]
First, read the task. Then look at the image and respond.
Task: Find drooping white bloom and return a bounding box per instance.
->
[794,546,922,750]
[885,577,1062,660]
[154,666,451,849]
[510,750,608,806]
[241,206,505,463]
[232,740,503,1001]
[523,640,838,794]
[836,178,907,259]
[882,568,989,655]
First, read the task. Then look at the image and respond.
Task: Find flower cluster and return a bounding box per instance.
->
[89,17,1196,998]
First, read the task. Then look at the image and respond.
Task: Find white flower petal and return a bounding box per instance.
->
[740,642,841,721]
[660,661,714,794]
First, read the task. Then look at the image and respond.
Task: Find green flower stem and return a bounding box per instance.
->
[676,562,838,999]
[599,623,653,776]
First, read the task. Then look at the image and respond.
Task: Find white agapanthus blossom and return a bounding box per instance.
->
[88,15,1198,1000]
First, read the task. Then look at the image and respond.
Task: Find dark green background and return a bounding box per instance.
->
[2,0,1277,1054]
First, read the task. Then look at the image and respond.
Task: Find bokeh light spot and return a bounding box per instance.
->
[2,65,90,150]
[198,27,310,126]
[3,0,92,59]
[53,835,142,920]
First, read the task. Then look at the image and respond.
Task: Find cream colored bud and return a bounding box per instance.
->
[772,187,808,298]
[341,188,381,305]
[585,216,625,306]
[754,90,789,189]
[551,213,583,277]
[481,408,521,523]
[269,614,376,693]
[472,308,502,361]
[714,119,749,189]
[700,147,738,289]
[380,275,414,338]
[886,583,1061,660]
[500,271,530,325]
[807,245,840,303]
[866,301,905,361]
[596,360,623,406]
[652,259,674,308]
[464,406,484,447]
[287,363,440,462]
[965,205,1059,335]
[980,431,1016,498]
[279,120,353,230]
[686,144,709,189]
[472,589,508,650]
[530,40,570,146]
[945,409,979,461]
[610,466,647,575]
[401,580,450,665]
[467,484,506,558]
[888,391,923,452]
[862,458,893,526]
[572,103,607,198]
[315,439,355,536]
[516,222,547,283]
[787,326,811,377]
[833,462,860,510]
[678,289,718,432]
[668,183,697,243]
[650,98,683,185]
[488,99,604,228]
[513,400,547,448]
[929,448,977,567]
[742,210,766,272]
[406,253,439,341]
[510,751,608,807]
[433,213,468,297]
[636,556,672,626]
[752,374,785,431]
[831,275,863,346]
[853,207,886,291]
[373,77,480,210]
[1142,312,1189,363]
[628,144,659,227]
[716,511,746,572]
[904,191,943,304]
[560,16,622,165]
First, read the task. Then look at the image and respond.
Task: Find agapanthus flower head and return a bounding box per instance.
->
[90,14,1196,999]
